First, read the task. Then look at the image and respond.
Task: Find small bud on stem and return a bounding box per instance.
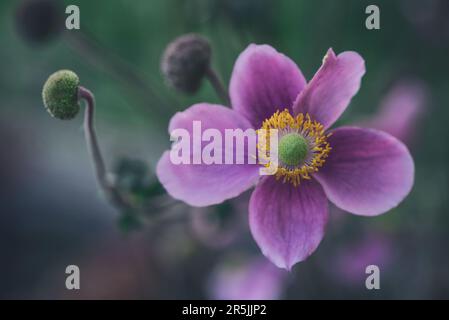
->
[42,70,182,228]
[42,70,131,211]
[42,70,80,120]
[161,34,229,104]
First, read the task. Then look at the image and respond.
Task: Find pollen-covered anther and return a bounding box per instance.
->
[259,109,332,186]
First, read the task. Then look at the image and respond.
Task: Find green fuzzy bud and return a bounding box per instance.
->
[42,70,80,120]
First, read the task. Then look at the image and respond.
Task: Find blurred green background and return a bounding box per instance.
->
[1,0,449,299]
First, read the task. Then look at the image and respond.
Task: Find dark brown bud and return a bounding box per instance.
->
[15,0,63,45]
[161,34,212,94]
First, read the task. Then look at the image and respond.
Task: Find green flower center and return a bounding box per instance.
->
[278,132,308,166]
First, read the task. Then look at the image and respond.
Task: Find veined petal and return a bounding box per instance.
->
[293,48,365,129]
[157,103,260,207]
[230,44,307,128]
[314,127,414,216]
[249,177,328,270]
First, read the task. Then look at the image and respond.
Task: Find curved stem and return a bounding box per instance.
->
[206,66,230,105]
[78,86,131,211]
[78,86,183,220]
[78,87,106,187]
[66,31,174,119]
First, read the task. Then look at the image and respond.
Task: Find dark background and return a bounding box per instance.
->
[0,0,448,299]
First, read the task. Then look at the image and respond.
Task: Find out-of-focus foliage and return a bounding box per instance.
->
[1,0,449,299]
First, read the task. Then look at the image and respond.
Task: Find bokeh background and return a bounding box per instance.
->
[1,0,449,299]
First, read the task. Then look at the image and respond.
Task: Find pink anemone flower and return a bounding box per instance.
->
[361,79,428,148]
[157,44,414,270]
[333,232,393,285]
[208,256,287,300]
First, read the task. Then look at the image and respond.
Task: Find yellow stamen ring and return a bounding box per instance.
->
[258,109,332,186]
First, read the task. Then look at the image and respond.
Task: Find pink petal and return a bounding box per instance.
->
[249,177,328,270]
[334,232,393,284]
[156,103,260,207]
[209,256,286,300]
[293,48,365,129]
[361,80,428,147]
[230,44,306,128]
[314,127,414,216]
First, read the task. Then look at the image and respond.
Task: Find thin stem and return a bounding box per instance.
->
[78,86,131,211]
[205,66,230,105]
[65,31,174,118]
[77,86,183,219]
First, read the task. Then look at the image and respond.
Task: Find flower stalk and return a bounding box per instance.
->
[78,86,183,221]
[205,66,230,105]
[65,31,173,119]
[77,86,133,211]
[161,33,232,104]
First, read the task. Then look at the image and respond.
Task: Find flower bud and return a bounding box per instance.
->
[42,70,80,120]
[15,0,63,45]
[161,34,211,94]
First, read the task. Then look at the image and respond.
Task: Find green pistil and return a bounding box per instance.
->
[278,132,308,166]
